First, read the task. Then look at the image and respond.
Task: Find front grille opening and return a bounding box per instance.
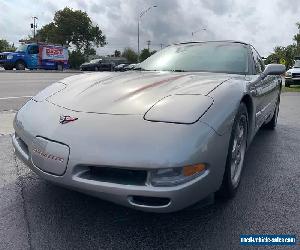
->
[79,166,147,186]
[129,196,171,207]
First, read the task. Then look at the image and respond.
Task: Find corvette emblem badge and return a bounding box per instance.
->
[59,115,78,124]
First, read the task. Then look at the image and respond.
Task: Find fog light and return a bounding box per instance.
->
[183,164,206,176]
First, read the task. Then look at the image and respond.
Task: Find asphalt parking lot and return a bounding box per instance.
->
[0,72,299,250]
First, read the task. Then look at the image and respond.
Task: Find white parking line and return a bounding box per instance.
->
[0,112,16,135]
[0,95,33,100]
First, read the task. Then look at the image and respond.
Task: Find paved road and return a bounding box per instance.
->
[0,72,80,111]
[0,73,299,249]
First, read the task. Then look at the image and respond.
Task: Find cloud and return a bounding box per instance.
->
[0,0,299,56]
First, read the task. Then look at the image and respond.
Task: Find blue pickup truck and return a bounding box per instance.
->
[0,43,69,70]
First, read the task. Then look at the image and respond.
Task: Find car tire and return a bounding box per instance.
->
[57,64,63,71]
[217,102,248,199]
[264,96,280,130]
[15,61,26,70]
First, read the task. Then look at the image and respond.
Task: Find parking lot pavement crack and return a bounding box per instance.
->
[12,139,33,250]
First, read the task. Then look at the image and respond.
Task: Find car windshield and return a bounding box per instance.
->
[15,44,28,52]
[139,42,249,74]
[294,60,300,68]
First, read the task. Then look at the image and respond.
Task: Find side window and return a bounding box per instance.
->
[251,46,265,74]
[28,45,39,54]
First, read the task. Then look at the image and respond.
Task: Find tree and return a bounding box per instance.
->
[114,50,121,57]
[122,48,138,63]
[265,45,297,69]
[36,7,106,53]
[140,48,151,61]
[68,50,86,69]
[0,39,16,52]
[151,50,157,55]
[266,22,300,69]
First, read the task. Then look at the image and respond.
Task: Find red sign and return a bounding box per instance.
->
[45,47,63,56]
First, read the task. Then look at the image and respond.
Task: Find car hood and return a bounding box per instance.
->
[288,67,300,73]
[47,71,233,115]
[0,51,15,56]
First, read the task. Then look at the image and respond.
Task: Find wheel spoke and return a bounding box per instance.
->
[230,115,247,187]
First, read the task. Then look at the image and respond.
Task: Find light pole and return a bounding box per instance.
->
[191,28,207,40]
[138,5,157,62]
[31,16,38,40]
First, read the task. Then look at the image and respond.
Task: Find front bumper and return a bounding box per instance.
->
[0,60,14,68]
[13,100,230,212]
[285,77,300,85]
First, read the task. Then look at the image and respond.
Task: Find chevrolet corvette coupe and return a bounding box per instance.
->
[13,41,285,212]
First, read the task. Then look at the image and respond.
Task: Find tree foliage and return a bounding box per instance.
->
[122,48,138,63]
[140,48,151,62]
[68,50,86,69]
[36,7,106,54]
[266,22,300,69]
[114,50,121,57]
[0,39,16,52]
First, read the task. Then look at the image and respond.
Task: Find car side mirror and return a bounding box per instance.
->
[261,64,286,78]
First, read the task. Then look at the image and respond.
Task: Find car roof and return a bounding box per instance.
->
[175,40,250,46]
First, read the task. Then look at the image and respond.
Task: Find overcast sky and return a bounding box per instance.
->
[0,0,299,56]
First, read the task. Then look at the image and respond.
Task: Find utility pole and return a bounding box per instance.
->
[31,16,38,40]
[147,40,151,50]
[137,5,157,62]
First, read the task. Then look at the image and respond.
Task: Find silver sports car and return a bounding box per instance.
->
[13,41,285,212]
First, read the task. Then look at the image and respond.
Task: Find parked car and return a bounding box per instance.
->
[285,59,300,87]
[0,43,69,70]
[114,63,129,71]
[123,63,137,71]
[80,59,114,71]
[13,41,285,212]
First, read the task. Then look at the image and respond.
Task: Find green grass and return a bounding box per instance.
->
[283,85,300,92]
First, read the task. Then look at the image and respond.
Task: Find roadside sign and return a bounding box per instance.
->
[280,58,286,65]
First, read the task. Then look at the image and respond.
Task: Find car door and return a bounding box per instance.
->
[26,45,39,69]
[250,46,279,130]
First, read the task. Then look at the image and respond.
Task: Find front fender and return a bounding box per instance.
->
[200,78,248,135]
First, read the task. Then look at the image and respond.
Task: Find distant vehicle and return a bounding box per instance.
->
[80,59,114,71]
[114,63,129,71]
[285,59,300,87]
[0,43,69,70]
[123,63,137,71]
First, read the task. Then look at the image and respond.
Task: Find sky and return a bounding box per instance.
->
[0,0,299,56]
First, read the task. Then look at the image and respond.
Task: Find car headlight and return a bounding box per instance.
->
[7,54,13,60]
[33,82,67,102]
[285,71,292,77]
[144,95,214,124]
[150,164,207,187]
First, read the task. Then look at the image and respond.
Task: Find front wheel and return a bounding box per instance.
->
[15,61,26,70]
[218,103,248,199]
[4,66,13,70]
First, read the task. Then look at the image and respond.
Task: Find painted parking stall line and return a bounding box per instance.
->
[0,96,33,100]
[0,111,16,135]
